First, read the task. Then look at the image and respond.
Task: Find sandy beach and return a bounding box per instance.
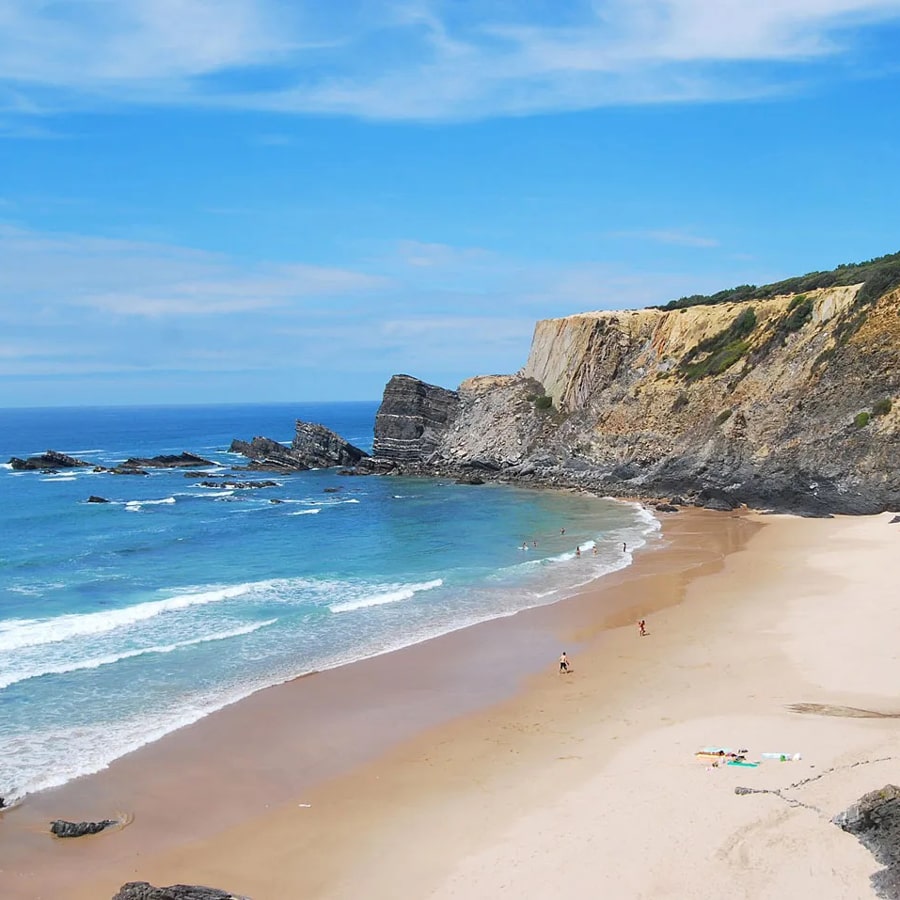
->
[3,508,898,899]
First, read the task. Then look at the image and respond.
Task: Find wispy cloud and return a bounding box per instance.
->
[608,228,720,248]
[1,1,899,122]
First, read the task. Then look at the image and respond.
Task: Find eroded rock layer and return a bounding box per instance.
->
[371,286,899,513]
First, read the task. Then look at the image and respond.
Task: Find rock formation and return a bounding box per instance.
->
[197,480,278,490]
[9,450,91,471]
[118,452,214,469]
[834,784,900,898]
[370,284,899,514]
[231,420,368,471]
[50,819,117,837]
[370,374,461,463]
[111,884,251,900]
[87,495,110,503]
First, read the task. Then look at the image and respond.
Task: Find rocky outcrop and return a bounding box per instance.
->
[834,784,900,898]
[292,420,368,468]
[231,421,368,471]
[197,480,278,490]
[87,495,110,503]
[119,453,214,469]
[111,884,251,900]
[9,450,91,471]
[371,374,461,462]
[50,819,117,837]
[369,285,899,514]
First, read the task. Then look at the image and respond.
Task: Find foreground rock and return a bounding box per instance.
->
[118,452,214,469]
[9,450,91,471]
[50,819,117,838]
[834,784,900,898]
[231,420,368,471]
[112,884,251,900]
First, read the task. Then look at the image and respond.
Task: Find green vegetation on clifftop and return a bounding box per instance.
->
[659,251,900,310]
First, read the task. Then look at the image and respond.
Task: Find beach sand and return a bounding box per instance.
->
[4,509,898,899]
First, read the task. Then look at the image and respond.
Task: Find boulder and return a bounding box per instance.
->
[9,450,91,471]
[111,883,252,900]
[891,515,900,524]
[654,503,679,513]
[197,481,278,490]
[87,496,110,503]
[834,784,900,899]
[50,819,117,838]
[456,476,485,485]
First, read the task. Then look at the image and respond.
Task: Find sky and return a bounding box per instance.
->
[1,0,899,407]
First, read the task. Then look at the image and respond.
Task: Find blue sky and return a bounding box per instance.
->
[1,0,899,407]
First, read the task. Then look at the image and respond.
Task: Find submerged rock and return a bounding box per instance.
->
[50,819,117,838]
[834,784,900,898]
[111,884,252,900]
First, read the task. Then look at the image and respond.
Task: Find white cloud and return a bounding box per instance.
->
[608,228,720,248]
[0,1,899,121]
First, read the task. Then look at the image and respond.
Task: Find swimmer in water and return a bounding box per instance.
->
[575,545,581,557]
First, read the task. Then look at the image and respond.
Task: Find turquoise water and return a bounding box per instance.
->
[0,402,659,802]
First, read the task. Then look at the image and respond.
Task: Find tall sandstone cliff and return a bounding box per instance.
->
[371,285,899,514]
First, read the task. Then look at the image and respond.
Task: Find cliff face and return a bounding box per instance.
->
[372,374,460,462]
[372,285,899,513]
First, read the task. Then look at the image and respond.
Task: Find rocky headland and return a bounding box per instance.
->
[361,271,899,515]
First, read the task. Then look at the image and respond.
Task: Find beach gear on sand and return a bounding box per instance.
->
[761,752,802,761]
[726,760,760,768]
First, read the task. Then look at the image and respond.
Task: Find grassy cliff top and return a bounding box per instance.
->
[659,250,900,311]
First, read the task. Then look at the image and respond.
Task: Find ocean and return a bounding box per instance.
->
[0,402,659,804]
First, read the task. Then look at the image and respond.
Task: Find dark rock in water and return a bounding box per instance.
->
[834,784,900,899]
[119,452,214,469]
[108,466,148,476]
[372,374,460,463]
[323,486,342,493]
[669,496,688,506]
[184,471,212,478]
[654,503,679,513]
[269,498,283,504]
[293,420,368,468]
[51,819,117,838]
[111,883,252,900]
[87,495,110,503]
[10,450,92,471]
[197,480,278,490]
[231,422,367,471]
[0,796,7,809]
[456,476,485,485]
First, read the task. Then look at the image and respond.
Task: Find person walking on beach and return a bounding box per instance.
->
[575,545,581,557]
[559,651,571,674]
[623,542,627,553]
[638,618,647,637]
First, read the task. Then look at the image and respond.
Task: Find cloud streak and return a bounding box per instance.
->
[1,1,899,121]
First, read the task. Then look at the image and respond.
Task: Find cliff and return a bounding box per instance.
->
[371,283,899,513]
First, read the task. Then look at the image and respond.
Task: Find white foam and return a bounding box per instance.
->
[0,581,270,652]
[289,508,321,516]
[0,619,277,691]
[329,578,443,613]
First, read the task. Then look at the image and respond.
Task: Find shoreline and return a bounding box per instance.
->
[0,506,739,898]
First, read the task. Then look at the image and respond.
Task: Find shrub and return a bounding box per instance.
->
[534,395,553,410]
[715,409,733,426]
[678,309,757,380]
[783,296,813,332]
[854,411,871,428]
[873,397,892,416]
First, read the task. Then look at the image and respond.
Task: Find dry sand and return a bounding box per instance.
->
[4,509,898,899]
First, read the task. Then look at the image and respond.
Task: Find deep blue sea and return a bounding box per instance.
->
[0,402,659,803]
